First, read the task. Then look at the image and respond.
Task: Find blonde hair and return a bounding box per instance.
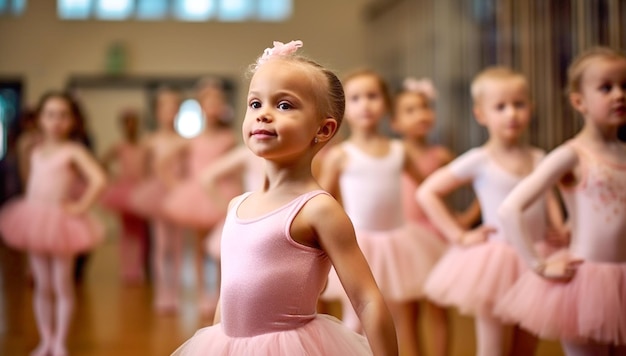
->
[342,68,392,110]
[251,55,345,129]
[567,46,626,94]
[470,66,529,103]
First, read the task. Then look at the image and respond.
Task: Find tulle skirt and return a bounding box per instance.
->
[424,240,526,317]
[161,180,224,230]
[128,179,167,219]
[495,255,626,345]
[0,199,104,256]
[171,314,372,356]
[322,223,446,301]
[100,178,136,213]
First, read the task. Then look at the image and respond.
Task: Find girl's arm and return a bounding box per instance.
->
[67,144,107,214]
[100,144,119,173]
[304,195,397,355]
[212,298,221,325]
[317,147,345,200]
[200,146,248,210]
[417,167,494,244]
[498,145,579,276]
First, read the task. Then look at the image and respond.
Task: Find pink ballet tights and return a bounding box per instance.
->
[152,218,183,313]
[29,254,74,356]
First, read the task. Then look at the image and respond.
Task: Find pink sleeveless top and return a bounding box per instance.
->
[339,140,405,231]
[220,190,331,337]
[402,146,447,225]
[26,145,77,204]
[562,142,626,263]
[117,142,144,181]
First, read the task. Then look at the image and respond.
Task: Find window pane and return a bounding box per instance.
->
[12,0,26,15]
[257,0,291,21]
[95,0,133,20]
[0,0,7,14]
[174,99,204,138]
[218,0,252,21]
[174,0,215,21]
[58,0,92,19]
[137,0,167,20]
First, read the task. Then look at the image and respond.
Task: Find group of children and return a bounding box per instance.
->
[0,40,624,356]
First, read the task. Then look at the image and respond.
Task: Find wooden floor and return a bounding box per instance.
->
[0,224,564,356]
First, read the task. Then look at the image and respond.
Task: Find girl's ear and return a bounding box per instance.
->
[315,118,338,144]
[473,105,487,126]
[569,92,585,114]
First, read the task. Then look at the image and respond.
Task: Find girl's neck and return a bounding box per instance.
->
[41,137,67,149]
[350,126,385,144]
[404,135,430,151]
[263,154,316,194]
[485,135,526,152]
[578,120,620,145]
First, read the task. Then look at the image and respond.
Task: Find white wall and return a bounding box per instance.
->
[0,0,370,151]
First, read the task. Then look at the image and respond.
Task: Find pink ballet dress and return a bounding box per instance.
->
[324,140,443,301]
[162,131,240,230]
[172,190,371,355]
[0,144,104,255]
[495,142,626,345]
[101,142,145,213]
[423,147,548,317]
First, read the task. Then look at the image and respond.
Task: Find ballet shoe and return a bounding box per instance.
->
[51,344,68,356]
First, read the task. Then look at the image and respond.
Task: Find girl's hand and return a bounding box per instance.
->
[63,202,86,216]
[535,256,583,281]
[459,225,496,246]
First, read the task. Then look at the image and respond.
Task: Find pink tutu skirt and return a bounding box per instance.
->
[161,180,224,230]
[171,314,372,356]
[495,256,626,345]
[424,240,525,317]
[101,179,136,213]
[322,223,446,301]
[128,179,166,219]
[0,199,104,256]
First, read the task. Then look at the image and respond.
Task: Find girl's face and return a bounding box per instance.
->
[198,88,227,126]
[344,75,387,131]
[123,115,139,138]
[572,58,626,128]
[474,79,531,143]
[156,92,181,128]
[243,60,322,161]
[39,97,74,141]
[393,92,435,139]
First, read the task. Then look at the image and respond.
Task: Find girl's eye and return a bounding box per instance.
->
[277,102,292,110]
[496,104,506,111]
[249,100,261,109]
[514,101,527,109]
[599,84,612,93]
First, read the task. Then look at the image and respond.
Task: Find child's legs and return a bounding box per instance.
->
[475,314,505,356]
[152,219,183,305]
[29,254,54,350]
[50,255,74,354]
[509,326,538,356]
[152,220,168,303]
[388,300,420,356]
[425,301,450,356]
[120,213,146,282]
[561,341,610,356]
[194,230,207,294]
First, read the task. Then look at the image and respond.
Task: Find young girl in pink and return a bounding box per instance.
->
[417,67,565,356]
[172,40,397,356]
[0,91,107,356]
[101,109,148,284]
[129,87,187,313]
[496,47,626,356]
[161,79,240,316]
[393,77,479,356]
[319,69,439,356]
